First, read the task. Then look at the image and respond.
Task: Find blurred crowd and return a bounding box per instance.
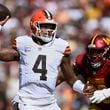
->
[0,0,110,110]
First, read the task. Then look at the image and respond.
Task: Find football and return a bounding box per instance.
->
[0,4,11,21]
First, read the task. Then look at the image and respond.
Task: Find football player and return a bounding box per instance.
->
[0,9,93,110]
[73,34,110,110]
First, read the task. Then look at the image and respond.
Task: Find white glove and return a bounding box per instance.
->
[89,88,110,103]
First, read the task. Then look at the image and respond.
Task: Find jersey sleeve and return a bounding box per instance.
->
[12,39,17,50]
[55,38,71,56]
[11,35,29,51]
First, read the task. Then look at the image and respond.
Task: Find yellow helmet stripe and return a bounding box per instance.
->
[91,34,99,45]
[103,37,110,45]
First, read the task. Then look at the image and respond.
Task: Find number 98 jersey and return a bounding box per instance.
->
[12,35,70,105]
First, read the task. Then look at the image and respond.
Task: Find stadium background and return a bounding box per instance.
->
[0,0,110,110]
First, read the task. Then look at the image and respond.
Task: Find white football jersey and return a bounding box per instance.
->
[13,35,70,105]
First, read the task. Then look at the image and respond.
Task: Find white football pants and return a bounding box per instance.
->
[13,102,61,110]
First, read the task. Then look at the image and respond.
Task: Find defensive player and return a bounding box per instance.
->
[0,9,93,110]
[74,34,110,110]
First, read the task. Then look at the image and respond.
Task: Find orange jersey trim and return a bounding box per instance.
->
[12,39,17,50]
[64,46,71,55]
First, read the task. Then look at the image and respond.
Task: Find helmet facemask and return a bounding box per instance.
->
[86,33,110,69]
[87,48,107,68]
[33,22,57,43]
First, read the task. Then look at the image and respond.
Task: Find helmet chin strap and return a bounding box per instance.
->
[38,36,53,42]
[32,35,47,45]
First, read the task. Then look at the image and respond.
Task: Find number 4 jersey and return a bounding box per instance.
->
[12,35,71,106]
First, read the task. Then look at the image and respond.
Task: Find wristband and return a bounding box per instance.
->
[73,80,84,94]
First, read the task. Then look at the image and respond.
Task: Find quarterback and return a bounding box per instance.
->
[73,34,110,110]
[0,9,93,110]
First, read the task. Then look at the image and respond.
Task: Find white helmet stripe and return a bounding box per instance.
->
[43,10,52,20]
